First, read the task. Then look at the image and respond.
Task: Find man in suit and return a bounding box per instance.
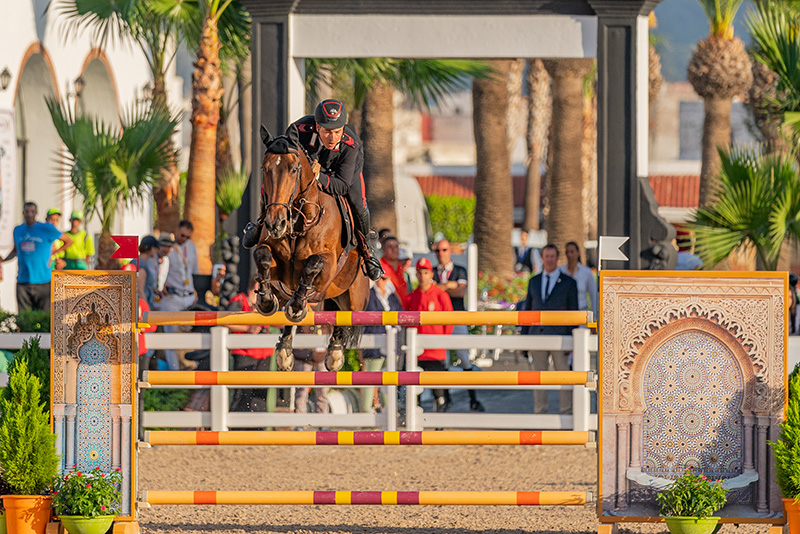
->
[514,229,542,273]
[522,243,578,414]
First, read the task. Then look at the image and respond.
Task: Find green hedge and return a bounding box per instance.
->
[425,195,474,245]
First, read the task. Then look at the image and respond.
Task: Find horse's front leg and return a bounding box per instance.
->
[275,325,295,371]
[285,254,325,322]
[254,245,279,315]
[326,326,347,372]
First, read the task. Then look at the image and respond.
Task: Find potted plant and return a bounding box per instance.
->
[656,468,727,534]
[0,353,60,534]
[52,467,123,534]
[771,362,800,532]
[0,474,11,534]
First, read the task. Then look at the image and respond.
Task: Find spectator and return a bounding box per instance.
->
[379,236,408,303]
[3,202,73,311]
[433,239,484,412]
[46,207,66,270]
[160,221,199,370]
[559,241,598,321]
[135,236,160,309]
[377,228,393,247]
[791,273,799,335]
[397,246,414,291]
[404,257,454,412]
[227,275,275,412]
[62,210,95,270]
[522,243,578,415]
[153,236,173,309]
[293,323,330,415]
[138,297,157,377]
[45,207,61,227]
[514,229,542,273]
[362,271,403,413]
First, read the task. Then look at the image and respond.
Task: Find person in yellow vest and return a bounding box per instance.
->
[62,210,95,270]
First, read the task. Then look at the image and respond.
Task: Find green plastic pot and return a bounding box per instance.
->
[0,510,6,534]
[664,516,721,534]
[58,515,116,534]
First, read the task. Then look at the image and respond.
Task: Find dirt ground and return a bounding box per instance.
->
[136,444,770,534]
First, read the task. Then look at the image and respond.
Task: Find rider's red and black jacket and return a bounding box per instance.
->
[286,115,366,209]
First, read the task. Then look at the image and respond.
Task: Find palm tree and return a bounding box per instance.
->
[473,59,515,278]
[690,145,800,271]
[56,0,184,234]
[688,0,753,208]
[524,59,551,233]
[581,63,598,247]
[747,1,800,146]
[47,98,179,268]
[542,58,595,257]
[150,0,250,273]
[306,58,489,234]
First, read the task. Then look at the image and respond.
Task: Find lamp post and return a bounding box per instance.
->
[0,67,11,91]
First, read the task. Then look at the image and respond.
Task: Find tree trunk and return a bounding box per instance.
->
[151,71,181,235]
[184,17,223,274]
[473,59,515,278]
[506,59,525,156]
[238,55,252,175]
[698,96,732,208]
[543,59,594,257]
[360,82,397,235]
[582,76,597,247]
[524,59,551,232]
[96,230,119,270]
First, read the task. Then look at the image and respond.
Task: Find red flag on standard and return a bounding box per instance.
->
[110,236,139,260]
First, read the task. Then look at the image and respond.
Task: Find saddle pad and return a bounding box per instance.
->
[334,194,357,253]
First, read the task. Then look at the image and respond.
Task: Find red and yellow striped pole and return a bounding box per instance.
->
[142,370,593,387]
[145,430,594,446]
[143,490,591,506]
[141,310,591,327]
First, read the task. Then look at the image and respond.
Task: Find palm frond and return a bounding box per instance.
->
[215,166,250,216]
[698,0,746,37]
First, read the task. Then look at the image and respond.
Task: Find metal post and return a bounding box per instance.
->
[405,328,421,431]
[571,328,590,432]
[384,327,398,431]
[466,243,478,312]
[210,326,229,431]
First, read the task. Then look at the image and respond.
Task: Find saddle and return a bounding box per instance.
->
[333,194,357,254]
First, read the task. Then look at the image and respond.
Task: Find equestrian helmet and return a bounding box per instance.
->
[314,99,347,130]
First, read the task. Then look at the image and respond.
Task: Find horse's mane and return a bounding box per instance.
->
[265,135,296,155]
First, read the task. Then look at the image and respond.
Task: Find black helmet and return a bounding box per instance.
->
[314,99,347,129]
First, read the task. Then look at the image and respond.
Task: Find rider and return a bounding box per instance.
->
[283,99,384,281]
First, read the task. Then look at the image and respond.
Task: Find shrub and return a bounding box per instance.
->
[16,309,51,333]
[656,469,727,518]
[52,467,122,517]
[8,337,50,412]
[771,362,800,498]
[142,389,192,412]
[425,195,474,245]
[0,357,59,495]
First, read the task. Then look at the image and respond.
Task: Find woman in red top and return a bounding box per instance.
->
[403,258,453,411]
[227,276,275,412]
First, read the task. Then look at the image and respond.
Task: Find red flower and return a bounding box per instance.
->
[100,506,106,511]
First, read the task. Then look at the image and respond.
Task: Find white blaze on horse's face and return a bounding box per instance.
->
[262,151,301,239]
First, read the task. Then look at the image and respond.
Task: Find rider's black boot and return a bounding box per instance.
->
[355,209,384,281]
[242,222,260,249]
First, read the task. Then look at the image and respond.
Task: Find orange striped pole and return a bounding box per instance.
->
[141,310,591,327]
[142,370,593,387]
[143,490,591,506]
[145,430,594,446]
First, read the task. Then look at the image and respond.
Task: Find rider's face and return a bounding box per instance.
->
[317,125,344,149]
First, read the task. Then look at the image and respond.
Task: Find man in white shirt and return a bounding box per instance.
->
[160,220,199,370]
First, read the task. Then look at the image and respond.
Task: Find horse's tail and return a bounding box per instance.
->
[339,325,363,349]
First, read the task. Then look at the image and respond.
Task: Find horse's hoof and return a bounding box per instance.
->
[242,222,260,249]
[256,293,279,315]
[326,345,344,372]
[276,346,294,371]
[285,301,308,322]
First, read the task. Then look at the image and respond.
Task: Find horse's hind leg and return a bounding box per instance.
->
[254,245,279,315]
[285,254,324,322]
[275,325,295,371]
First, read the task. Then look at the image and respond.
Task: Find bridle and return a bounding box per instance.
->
[261,142,324,239]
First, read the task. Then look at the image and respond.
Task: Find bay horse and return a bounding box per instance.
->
[245,125,369,371]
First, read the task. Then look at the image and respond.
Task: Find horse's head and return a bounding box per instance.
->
[260,125,314,239]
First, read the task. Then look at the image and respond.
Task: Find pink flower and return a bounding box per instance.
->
[86,484,91,489]
[100,506,106,511]
[101,473,106,477]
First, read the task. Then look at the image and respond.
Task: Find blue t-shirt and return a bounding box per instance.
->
[14,222,63,284]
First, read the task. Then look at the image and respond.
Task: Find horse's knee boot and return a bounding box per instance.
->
[243,222,261,249]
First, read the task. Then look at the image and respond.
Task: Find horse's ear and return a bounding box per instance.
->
[260,125,273,147]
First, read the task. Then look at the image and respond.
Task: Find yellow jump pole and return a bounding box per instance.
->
[141,310,591,327]
[142,370,593,387]
[142,490,591,506]
[145,430,594,446]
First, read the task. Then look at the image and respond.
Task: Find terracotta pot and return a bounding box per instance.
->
[664,516,720,534]
[785,498,800,533]
[1,495,52,534]
[59,515,116,534]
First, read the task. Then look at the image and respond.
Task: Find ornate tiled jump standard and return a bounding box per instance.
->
[598,271,787,526]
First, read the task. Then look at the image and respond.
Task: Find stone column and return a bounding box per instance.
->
[756,415,770,514]
[121,405,133,515]
[52,404,66,473]
[65,403,77,469]
[743,414,755,472]
[111,404,122,471]
[616,416,630,510]
[629,413,643,469]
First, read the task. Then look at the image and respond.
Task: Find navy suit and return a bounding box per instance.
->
[522,270,578,413]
